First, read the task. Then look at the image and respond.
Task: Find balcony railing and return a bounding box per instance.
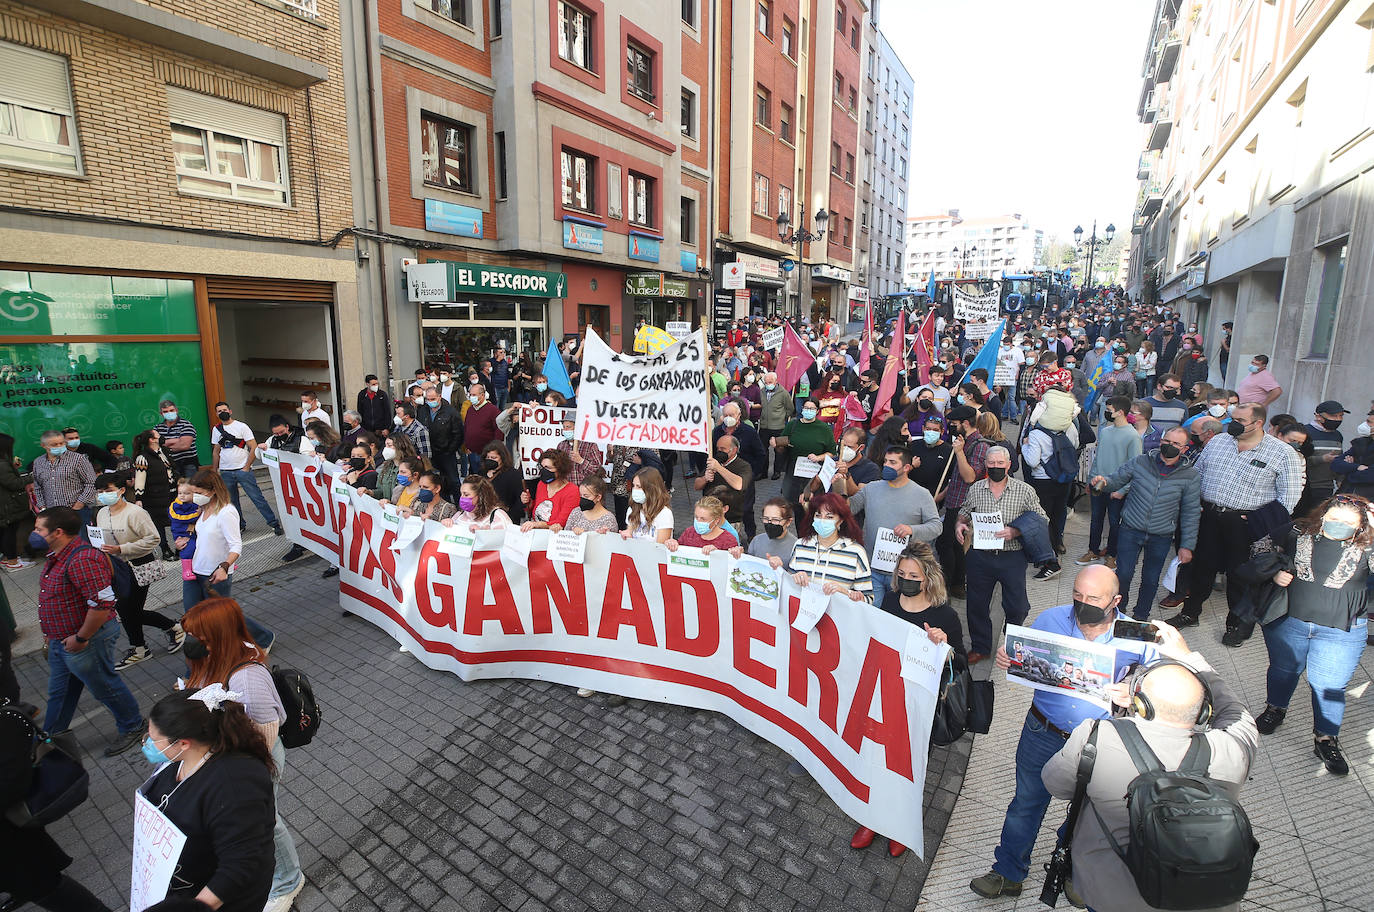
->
[277,0,319,18]
[1138,150,1160,180]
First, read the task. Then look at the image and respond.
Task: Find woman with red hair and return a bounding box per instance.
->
[765,492,873,604]
[181,597,305,911]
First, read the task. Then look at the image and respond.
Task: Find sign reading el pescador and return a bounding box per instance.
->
[265,450,942,855]
[406,262,568,302]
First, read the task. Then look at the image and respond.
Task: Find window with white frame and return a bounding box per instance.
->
[627,171,653,226]
[782,18,794,58]
[777,184,791,219]
[0,41,81,174]
[560,147,595,212]
[753,173,770,216]
[557,1,595,71]
[420,113,474,192]
[168,87,288,204]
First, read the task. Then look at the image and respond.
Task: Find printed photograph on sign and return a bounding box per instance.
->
[1004,624,1119,710]
[728,557,781,608]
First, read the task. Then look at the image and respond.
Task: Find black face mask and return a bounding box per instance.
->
[540,468,556,483]
[1226,421,1246,438]
[217,411,231,422]
[1159,388,1178,400]
[716,451,730,463]
[918,399,933,410]
[897,577,924,597]
[484,457,500,468]
[579,497,596,512]
[182,634,209,661]
[348,457,367,470]
[1159,442,1181,459]
[1320,418,1343,431]
[1073,598,1111,626]
[986,466,1008,482]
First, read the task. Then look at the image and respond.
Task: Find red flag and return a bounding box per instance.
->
[870,311,905,430]
[858,303,873,375]
[911,311,936,386]
[777,322,814,393]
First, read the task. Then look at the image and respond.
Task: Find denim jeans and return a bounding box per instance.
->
[494,388,509,409]
[182,575,275,649]
[1087,492,1124,557]
[1262,615,1368,737]
[221,468,279,529]
[45,618,144,736]
[871,570,891,608]
[992,710,1070,883]
[269,737,304,898]
[1115,525,1175,619]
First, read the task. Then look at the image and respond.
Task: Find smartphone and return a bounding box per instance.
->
[1113,618,1162,643]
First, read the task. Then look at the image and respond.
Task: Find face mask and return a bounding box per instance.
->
[369,384,379,392]
[1226,421,1246,438]
[1159,442,1181,459]
[1114,362,1126,371]
[48,446,67,457]
[812,517,837,538]
[382,447,396,461]
[300,439,316,454]
[897,577,924,597]
[801,408,817,421]
[763,521,786,540]
[301,402,313,412]
[540,468,556,483]
[426,400,440,410]
[693,519,712,536]
[191,493,211,506]
[922,430,941,446]
[1126,414,1139,426]
[1359,422,1372,436]
[217,410,232,422]
[918,399,933,410]
[393,416,404,426]
[142,737,183,766]
[1208,404,1227,417]
[841,446,857,463]
[440,374,451,383]
[1320,417,1343,431]
[348,457,367,470]
[1094,341,1105,349]
[1065,362,1076,370]
[956,394,966,405]
[396,474,411,486]
[1073,598,1110,626]
[96,490,120,506]
[723,416,738,427]
[536,382,548,393]
[428,373,438,382]
[745,375,755,385]
[162,411,178,422]
[764,382,776,391]
[1181,345,1192,352]
[182,634,209,661]
[413,396,425,405]
[1248,364,1260,374]
[562,429,574,440]
[881,464,900,481]
[986,466,1008,482]
[1159,388,1177,399]
[1323,519,1358,541]
[579,497,596,512]
[28,530,48,552]
[466,395,482,408]
[416,488,435,504]
[458,495,476,512]
[630,487,647,504]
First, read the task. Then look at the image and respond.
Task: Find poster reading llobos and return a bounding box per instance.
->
[264,450,941,855]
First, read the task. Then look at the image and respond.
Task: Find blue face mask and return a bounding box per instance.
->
[48,446,67,457]
[28,530,48,552]
[142,736,183,766]
[416,488,436,504]
[813,517,837,538]
[1323,520,1357,541]
[96,491,120,506]
[881,465,900,482]
[396,474,410,486]
[66,438,80,449]
[923,430,941,446]
[162,411,178,422]
[1248,364,1260,373]
[536,382,548,392]
[693,519,712,536]
[801,408,818,421]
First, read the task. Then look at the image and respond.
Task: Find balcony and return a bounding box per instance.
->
[1131,214,1148,235]
[1138,150,1160,180]
[1153,33,1182,83]
[276,0,319,17]
[1147,115,1173,151]
[1138,176,1165,218]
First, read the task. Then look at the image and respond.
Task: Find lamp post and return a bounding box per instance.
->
[952,244,977,279]
[1073,221,1115,295]
[777,207,830,323]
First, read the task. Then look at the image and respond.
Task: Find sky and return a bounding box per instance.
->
[880,0,1155,244]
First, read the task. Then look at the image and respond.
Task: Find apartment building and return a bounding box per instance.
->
[860,27,912,302]
[0,0,358,461]
[903,211,1043,284]
[1127,0,1374,414]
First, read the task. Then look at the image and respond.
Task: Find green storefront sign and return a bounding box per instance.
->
[624,272,690,297]
[433,261,568,299]
[1,270,209,465]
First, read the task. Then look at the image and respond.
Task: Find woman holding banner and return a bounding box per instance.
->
[555,477,617,535]
[451,475,511,529]
[666,496,738,552]
[520,450,578,531]
[621,470,674,543]
[767,493,873,604]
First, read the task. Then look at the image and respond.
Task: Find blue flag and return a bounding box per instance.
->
[542,342,575,399]
[957,319,1005,388]
[926,270,936,301]
[1083,358,1109,414]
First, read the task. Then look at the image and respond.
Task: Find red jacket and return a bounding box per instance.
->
[462,401,502,453]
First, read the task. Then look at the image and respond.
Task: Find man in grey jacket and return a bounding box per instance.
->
[758,371,796,480]
[1042,622,1257,912]
[847,446,942,605]
[1090,427,1200,620]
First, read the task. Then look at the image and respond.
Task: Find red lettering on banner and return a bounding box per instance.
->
[841,639,914,780]
[786,597,842,733]
[351,512,402,601]
[463,550,523,635]
[528,553,588,636]
[589,421,706,448]
[731,599,777,688]
[278,461,323,525]
[598,553,658,645]
[303,468,326,526]
[415,539,458,631]
[662,569,721,657]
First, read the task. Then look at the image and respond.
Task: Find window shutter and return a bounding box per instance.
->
[0,42,74,113]
[166,87,286,146]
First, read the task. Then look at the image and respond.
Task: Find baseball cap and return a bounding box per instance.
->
[1316,400,1348,414]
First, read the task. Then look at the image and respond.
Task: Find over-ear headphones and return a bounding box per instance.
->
[1128,659,1213,727]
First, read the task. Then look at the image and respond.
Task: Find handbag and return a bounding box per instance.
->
[2,706,89,828]
[930,653,974,746]
[966,678,994,735]
[130,552,166,587]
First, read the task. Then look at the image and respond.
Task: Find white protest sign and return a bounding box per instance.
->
[965,320,1000,341]
[574,328,709,453]
[666,545,712,580]
[550,530,588,564]
[439,527,477,559]
[728,556,782,610]
[972,511,1005,550]
[870,528,910,573]
[952,285,1000,323]
[722,261,745,289]
[790,581,831,634]
[761,326,785,351]
[501,528,534,565]
[131,791,187,912]
[391,515,426,551]
[666,321,692,338]
[518,404,576,480]
[793,457,822,478]
[818,455,838,492]
[86,526,106,549]
[1161,556,1181,593]
[900,628,951,699]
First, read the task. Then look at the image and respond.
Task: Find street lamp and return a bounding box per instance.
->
[777,207,830,321]
[952,245,977,279]
[1074,221,1115,294]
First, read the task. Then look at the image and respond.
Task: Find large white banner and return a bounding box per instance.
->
[952,285,1000,323]
[265,451,943,854]
[518,404,575,480]
[574,328,710,453]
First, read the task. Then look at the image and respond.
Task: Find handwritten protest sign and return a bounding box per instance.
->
[972,511,1005,550]
[574,328,709,453]
[952,285,1000,323]
[518,404,576,479]
[761,326,785,351]
[131,792,187,912]
[870,527,910,573]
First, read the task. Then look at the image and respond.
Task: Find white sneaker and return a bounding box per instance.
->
[166,623,186,654]
[576,687,596,697]
[1,558,33,572]
[262,877,305,912]
[115,646,151,670]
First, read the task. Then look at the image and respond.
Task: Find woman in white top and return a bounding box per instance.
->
[620,468,673,544]
[182,468,275,650]
[447,475,512,529]
[94,472,185,669]
[1134,340,1158,396]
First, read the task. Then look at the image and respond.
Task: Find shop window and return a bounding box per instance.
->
[557,1,595,71]
[681,88,696,137]
[168,87,288,205]
[758,0,772,37]
[781,18,794,58]
[1309,241,1346,358]
[626,40,655,103]
[0,42,81,175]
[560,147,595,213]
[755,85,771,128]
[680,196,696,244]
[753,173,769,216]
[428,0,469,24]
[779,102,793,143]
[420,113,474,192]
[627,170,653,227]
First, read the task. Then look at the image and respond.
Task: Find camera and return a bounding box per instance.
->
[1113,618,1162,643]
[1041,846,1071,907]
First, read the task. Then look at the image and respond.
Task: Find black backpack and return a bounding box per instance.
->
[1091,720,1257,910]
[0,702,36,809]
[1037,426,1080,484]
[227,661,322,749]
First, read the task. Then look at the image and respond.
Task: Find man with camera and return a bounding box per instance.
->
[211,401,282,536]
[1040,623,1258,912]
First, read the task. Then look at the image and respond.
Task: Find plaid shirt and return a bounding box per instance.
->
[944,430,990,511]
[958,477,1047,552]
[39,539,116,640]
[32,450,96,511]
[1195,432,1305,512]
[558,440,604,486]
[401,419,431,457]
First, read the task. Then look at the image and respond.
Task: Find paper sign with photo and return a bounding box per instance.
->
[727,556,782,609]
[1003,624,1120,710]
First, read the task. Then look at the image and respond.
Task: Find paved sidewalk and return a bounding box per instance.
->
[6,468,969,912]
[918,507,1374,912]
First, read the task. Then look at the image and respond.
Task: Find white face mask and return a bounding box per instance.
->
[300,438,316,454]
[382,446,396,461]
[368,383,379,392]
[393,415,403,426]
[630,487,647,504]
[1359,421,1372,437]
[841,446,857,462]
[722,416,738,427]
[191,493,211,506]
[1208,404,1227,418]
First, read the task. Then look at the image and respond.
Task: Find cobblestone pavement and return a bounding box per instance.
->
[6,465,971,912]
